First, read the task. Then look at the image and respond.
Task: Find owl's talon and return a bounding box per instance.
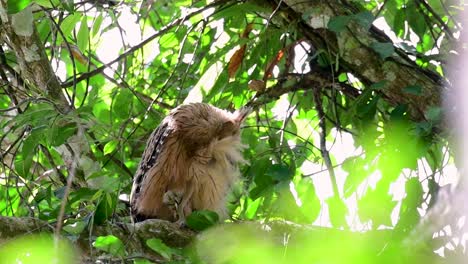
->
[176,218,187,228]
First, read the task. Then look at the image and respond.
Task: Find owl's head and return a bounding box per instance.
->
[170,103,251,152]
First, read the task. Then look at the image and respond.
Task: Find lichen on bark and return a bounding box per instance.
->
[11,6,34,37]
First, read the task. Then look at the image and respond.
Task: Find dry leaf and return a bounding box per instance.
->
[65,44,89,65]
[264,49,284,80]
[227,23,254,79]
[228,45,246,79]
[241,23,254,38]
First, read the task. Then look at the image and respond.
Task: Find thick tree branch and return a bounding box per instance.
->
[0,3,70,112]
[271,0,443,122]
[0,216,194,261]
[246,70,359,109]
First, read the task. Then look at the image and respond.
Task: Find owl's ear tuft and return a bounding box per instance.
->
[234,107,252,123]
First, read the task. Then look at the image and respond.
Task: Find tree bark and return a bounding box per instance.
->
[264,0,443,122]
[0,2,70,112]
[0,216,194,262]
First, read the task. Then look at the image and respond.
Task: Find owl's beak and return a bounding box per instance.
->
[235,106,252,123]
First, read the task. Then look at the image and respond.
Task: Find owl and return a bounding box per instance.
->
[130,103,250,225]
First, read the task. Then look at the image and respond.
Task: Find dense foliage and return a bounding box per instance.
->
[0,0,465,263]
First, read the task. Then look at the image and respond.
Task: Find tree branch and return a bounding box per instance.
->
[313,87,339,197]
[246,70,359,109]
[274,0,443,122]
[0,3,70,112]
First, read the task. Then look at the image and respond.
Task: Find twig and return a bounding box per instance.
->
[313,88,339,197]
[246,71,359,109]
[39,145,68,185]
[87,131,133,177]
[43,7,78,106]
[61,0,231,88]
[416,0,455,40]
[55,126,83,237]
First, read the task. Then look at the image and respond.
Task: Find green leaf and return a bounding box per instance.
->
[403,178,424,207]
[69,188,99,204]
[33,186,49,203]
[93,235,125,257]
[58,13,81,44]
[266,164,292,182]
[425,106,442,122]
[186,210,219,231]
[103,140,118,155]
[212,2,270,19]
[326,195,348,228]
[393,8,406,37]
[370,80,387,90]
[92,14,104,36]
[356,94,380,120]
[342,157,369,198]
[54,186,67,199]
[419,31,434,53]
[22,128,43,161]
[61,0,74,13]
[353,11,374,30]
[296,180,321,223]
[94,193,116,225]
[15,128,44,178]
[15,103,57,128]
[397,179,424,233]
[370,42,394,59]
[33,0,59,8]
[415,121,432,136]
[159,32,179,48]
[87,174,120,192]
[406,3,426,39]
[48,122,77,147]
[249,158,274,199]
[77,16,89,51]
[402,85,422,96]
[390,104,408,121]
[327,15,352,33]
[272,182,302,222]
[243,197,262,219]
[14,153,33,178]
[0,235,75,263]
[338,73,348,82]
[113,89,133,119]
[63,221,87,235]
[146,238,176,260]
[7,0,32,13]
[358,183,397,226]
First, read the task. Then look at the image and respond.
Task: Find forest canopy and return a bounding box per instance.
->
[0,0,466,263]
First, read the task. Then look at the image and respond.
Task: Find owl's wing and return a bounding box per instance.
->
[130,120,172,218]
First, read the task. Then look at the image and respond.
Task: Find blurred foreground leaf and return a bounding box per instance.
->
[0,234,75,263]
